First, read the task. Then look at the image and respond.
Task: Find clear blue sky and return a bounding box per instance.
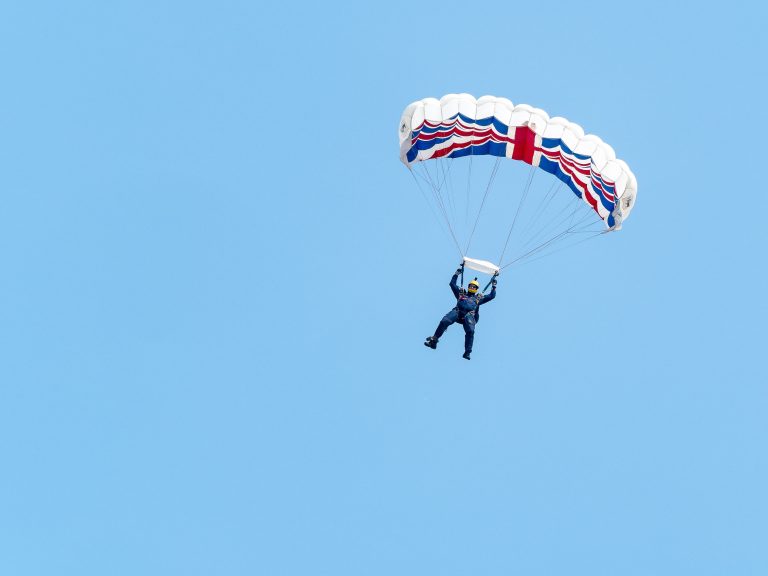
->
[2,1,766,575]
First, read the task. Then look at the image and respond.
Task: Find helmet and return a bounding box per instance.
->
[468,279,480,293]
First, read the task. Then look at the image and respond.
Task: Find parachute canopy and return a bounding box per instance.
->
[399,94,637,231]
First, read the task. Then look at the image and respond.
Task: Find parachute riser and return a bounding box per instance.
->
[483,271,499,293]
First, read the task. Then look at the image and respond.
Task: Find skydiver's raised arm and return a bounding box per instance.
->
[449,266,462,298]
[479,276,498,305]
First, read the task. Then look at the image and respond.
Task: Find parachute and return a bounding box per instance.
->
[399,94,637,271]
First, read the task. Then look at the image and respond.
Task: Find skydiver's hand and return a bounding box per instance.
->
[492,279,498,288]
[456,267,463,275]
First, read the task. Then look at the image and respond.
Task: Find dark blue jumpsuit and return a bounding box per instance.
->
[433,273,496,354]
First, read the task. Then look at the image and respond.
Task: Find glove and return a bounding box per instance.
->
[456,265,464,275]
[491,279,498,288]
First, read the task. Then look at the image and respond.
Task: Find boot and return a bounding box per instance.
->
[462,351,471,360]
[424,336,438,349]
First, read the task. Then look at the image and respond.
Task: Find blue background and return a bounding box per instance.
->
[1,1,766,574]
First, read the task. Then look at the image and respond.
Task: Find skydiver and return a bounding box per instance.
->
[424,264,498,360]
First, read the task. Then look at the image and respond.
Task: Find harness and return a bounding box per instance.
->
[456,292,482,322]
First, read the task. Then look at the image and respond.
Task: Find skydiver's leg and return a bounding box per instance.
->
[462,316,476,355]
[434,309,459,340]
